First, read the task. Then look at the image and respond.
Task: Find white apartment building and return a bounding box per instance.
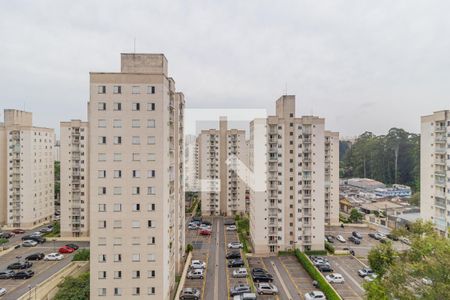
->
[89,53,185,299]
[421,110,450,237]
[0,109,54,229]
[60,120,89,237]
[249,96,339,254]
[184,134,199,192]
[197,118,248,216]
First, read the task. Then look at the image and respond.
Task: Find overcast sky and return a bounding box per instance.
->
[1,0,449,138]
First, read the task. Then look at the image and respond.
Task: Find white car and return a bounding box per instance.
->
[305,291,326,300]
[190,260,206,269]
[188,224,199,230]
[400,237,411,245]
[0,287,6,296]
[364,274,378,282]
[199,224,211,230]
[232,268,248,278]
[228,242,243,249]
[326,273,345,283]
[30,231,42,237]
[336,235,346,243]
[226,225,237,231]
[22,240,38,247]
[44,253,64,261]
[256,283,278,295]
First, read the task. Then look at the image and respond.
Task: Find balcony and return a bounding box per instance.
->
[435,148,447,154]
[435,126,446,133]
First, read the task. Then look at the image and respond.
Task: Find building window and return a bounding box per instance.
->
[98,170,106,178]
[114,271,122,279]
[132,287,140,295]
[113,203,122,212]
[132,187,140,195]
[147,187,155,195]
[132,86,140,94]
[147,254,155,262]
[113,238,122,246]
[113,220,122,228]
[132,136,140,145]
[148,287,156,295]
[97,102,106,111]
[147,170,155,178]
[132,203,141,211]
[97,85,106,94]
[132,220,140,228]
[132,271,141,279]
[132,119,140,128]
[114,288,122,296]
[98,119,107,128]
[114,153,122,161]
[113,170,122,178]
[148,236,155,244]
[98,271,106,279]
[147,136,156,145]
[98,288,107,296]
[113,119,122,128]
[147,153,156,161]
[147,86,156,94]
[98,187,106,195]
[132,153,140,161]
[113,136,122,145]
[98,237,106,246]
[148,203,156,211]
[147,270,155,278]
[147,220,155,228]
[98,254,106,262]
[98,136,106,144]
[147,119,155,128]
[147,102,155,111]
[98,204,106,212]
[113,187,122,195]
[113,102,122,111]
[132,170,140,178]
[98,220,106,229]
[132,102,140,111]
[113,85,121,94]
[132,253,140,262]
[131,237,141,245]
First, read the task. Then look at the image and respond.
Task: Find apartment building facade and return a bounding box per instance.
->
[197,118,248,216]
[0,109,54,229]
[60,120,89,237]
[421,110,450,237]
[249,96,339,254]
[184,134,199,192]
[89,53,185,299]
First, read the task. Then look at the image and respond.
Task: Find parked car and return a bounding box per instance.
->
[400,237,411,245]
[326,273,345,283]
[0,270,15,279]
[65,243,79,250]
[311,256,329,266]
[336,235,346,243]
[179,288,200,300]
[226,225,237,231]
[39,227,52,233]
[11,229,25,234]
[59,246,75,254]
[188,224,199,230]
[190,260,206,269]
[22,240,38,247]
[0,232,14,239]
[230,283,251,296]
[317,264,333,272]
[232,268,248,278]
[326,235,335,243]
[233,293,257,300]
[228,259,244,268]
[13,270,34,279]
[348,236,361,244]
[7,261,32,270]
[379,238,388,244]
[21,236,46,244]
[387,234,399,241]
[252,272,273,283]
[256,283,278,295]
[305,291,326,300]
[226,251,241,260]
[201,221,212,226]
[30,232,42,237]
[191,216,202,223]
[358,268,374,277]
[352,231,363,239]
[25,253,45,261]
[368,233,377,239]
[44,253,64,261]
[0,287,6,296]
[364,274,378,282]
[199,229,211,236]
[228,242,243,249]
[224,219,235,226]
[374,233,385,240]
[187,269,204,279]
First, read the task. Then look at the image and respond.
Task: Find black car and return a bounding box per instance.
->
[202,221,212,226]
[326,235,335,243]
[224,219,235,226]
[0,270,15,279]
[317,264,334,272]
[13,270,34,279]
[21,236,46,243]
[252,273,274,283]
[251,268,268,275]
[352,231,363,239]
[25,253,45,261]
[66,243,79,250]
[348,236,361,244]
[368,233,377,239]
[387,234,399,241]
[227,259,244,268]
[7,261,33,270]
[191,216,202,222]
[0,232,14,239]
[226,251,241,259]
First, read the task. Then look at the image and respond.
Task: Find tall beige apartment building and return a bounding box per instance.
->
[184,134,199,192]
[421,110,450,237]
[197,118,248,216]
[60,120,89,237]
[89,54,185,299]
[249,96,339,254]
[0,109,54,229]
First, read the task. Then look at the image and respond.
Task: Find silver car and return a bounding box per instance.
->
[256,283,278,295]
[179,288,200,300]
[187,269,204,279]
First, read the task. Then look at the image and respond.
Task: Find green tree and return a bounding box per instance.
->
[185,244,193,253]
[348,208,363,223]
[368,241,397,276]
[73,249,90,261]
[54,272,89,300]
[409,192,420,206]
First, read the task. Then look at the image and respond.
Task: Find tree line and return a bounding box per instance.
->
[340,128,420,192]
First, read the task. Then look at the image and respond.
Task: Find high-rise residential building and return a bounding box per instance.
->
[420,110,450,237]
[89,53,185,299]
[60,120,89,237]
[249,96,339,254]
[184,134,199,192]
[197,117,248,216]
[0,109,54,229]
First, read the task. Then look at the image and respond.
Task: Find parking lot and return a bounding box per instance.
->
[0,239,88,300]
[278,255,317,299]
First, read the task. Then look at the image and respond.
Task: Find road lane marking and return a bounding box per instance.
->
[214,218,220,300]
[271,260,293,300]
[333,260,364,293]
[279,257,302,297]
[260,258,280,300]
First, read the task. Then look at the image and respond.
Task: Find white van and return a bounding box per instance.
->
[233,293,257,300]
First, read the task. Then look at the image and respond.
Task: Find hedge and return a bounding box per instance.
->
[305,250,328,256]
[294,249,341,300]
[325,242,335,254]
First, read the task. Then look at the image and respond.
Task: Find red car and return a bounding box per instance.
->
[200,229,211,236]
[59,246,75,254]
[12,229,25,234]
